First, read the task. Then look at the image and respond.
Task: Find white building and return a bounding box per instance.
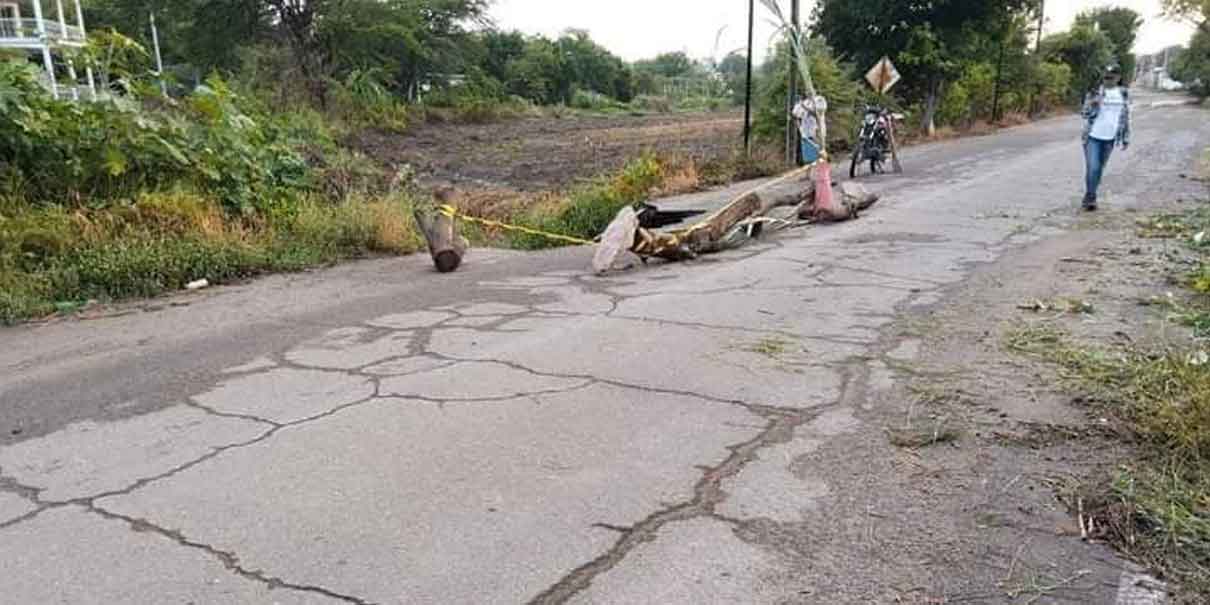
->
[1136,46,1185,91]
[0,0,94,99]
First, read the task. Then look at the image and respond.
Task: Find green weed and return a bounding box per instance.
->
[508,155,665,249]
[1005,321,1210,591]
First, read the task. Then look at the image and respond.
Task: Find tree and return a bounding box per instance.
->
[86,0,491,104]
[1042,25,1116,101]
[813,0,1037,134]
[477,30,527,84]
[753,38,862,150]
[1172,29,1210,98]
[634,52,695,78]
[1075,7,1143,81]
[83,0,268,73]
[557,30,634,101]
[717,51,748,104]
[1163,0,1210,32]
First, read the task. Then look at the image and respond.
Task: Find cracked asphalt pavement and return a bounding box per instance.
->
[1,95,1207,604]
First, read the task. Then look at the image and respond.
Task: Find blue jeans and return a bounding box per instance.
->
[1084,138,1115,199]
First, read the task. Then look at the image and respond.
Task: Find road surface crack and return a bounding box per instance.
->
[86,504,377,604]
[527,404,819,605]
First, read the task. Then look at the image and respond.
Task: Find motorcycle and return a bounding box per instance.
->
[850,105,902,178]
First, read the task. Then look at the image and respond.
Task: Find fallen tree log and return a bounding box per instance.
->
[414,208,468,273]
[797,180,881,223]
[594,163,880,273]
[600,165,815,269]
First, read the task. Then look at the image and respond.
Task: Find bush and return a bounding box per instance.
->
[1036,61,1074,114]
[510,155,664,249]
[317,149,387,200]
[0,63,313,214]
[571,89,626,111]
[1173,30,1210,100]
[631,94,673,113]
[674,96,726,112]
[328,69,410,134]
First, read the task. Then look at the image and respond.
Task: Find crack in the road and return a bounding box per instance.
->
[515,190,1065,602]
[85,504,376,604]
[422,350,809,416]
[379,380,597,404]
[3,382,385,518]
[599,312,871,347]
[526,403,822,605]
[182,399,283,428]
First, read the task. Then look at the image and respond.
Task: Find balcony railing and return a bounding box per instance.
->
[0,18,86,45]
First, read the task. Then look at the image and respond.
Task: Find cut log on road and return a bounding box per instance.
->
[415,208,468,273]
[594,164,863,271]
[798,181,880,223]
[637,165,816,261]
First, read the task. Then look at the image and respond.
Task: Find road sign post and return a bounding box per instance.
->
[864,57,903,173]
[865,56,901,95]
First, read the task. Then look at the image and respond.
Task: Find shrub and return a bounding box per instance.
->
[510,155,664,249]
[571,89,631,112]
[328,69,411,133]
[1173,30,1210,100]
[0,64,313,213]
[317,149,387,200]
[631,95,673,113]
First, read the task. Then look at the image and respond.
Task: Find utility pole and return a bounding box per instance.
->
[150,11,167,97]
[784,0,800,166]
[743,0,755,156]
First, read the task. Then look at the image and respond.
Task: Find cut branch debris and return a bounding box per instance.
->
[594,163,881,273]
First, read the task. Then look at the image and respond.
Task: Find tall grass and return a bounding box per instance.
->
[0,191,423,323]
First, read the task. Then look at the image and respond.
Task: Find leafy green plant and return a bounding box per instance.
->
[510,155,664,249]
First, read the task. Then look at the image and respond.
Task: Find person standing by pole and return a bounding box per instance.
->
[791,95,825,165]
[1081,64,1131,211]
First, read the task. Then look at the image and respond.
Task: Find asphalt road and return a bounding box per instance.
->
[1,94,1207,604]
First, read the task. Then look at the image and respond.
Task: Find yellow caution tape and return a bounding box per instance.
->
[437,204,597,247]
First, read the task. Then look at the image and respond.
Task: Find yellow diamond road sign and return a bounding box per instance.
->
[865,57,901,95]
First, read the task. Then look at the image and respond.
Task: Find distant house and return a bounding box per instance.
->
[0,0,94,99]
[1136,46,1185,91]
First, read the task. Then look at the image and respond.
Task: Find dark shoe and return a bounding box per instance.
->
[1082,194,1098,211]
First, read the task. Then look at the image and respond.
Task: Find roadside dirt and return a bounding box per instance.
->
[810,196,1208,603]
[352,111,744,192]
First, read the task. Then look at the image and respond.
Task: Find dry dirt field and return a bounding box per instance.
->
[354,111,746,192]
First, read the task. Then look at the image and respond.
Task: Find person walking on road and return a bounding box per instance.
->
[1081,64,1132,211]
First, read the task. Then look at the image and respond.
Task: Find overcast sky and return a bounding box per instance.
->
[490,0,1197,63]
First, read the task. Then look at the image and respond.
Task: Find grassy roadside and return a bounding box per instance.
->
[1003,161,1210,598]
[0,192,424,324]
[0,150,778,324]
